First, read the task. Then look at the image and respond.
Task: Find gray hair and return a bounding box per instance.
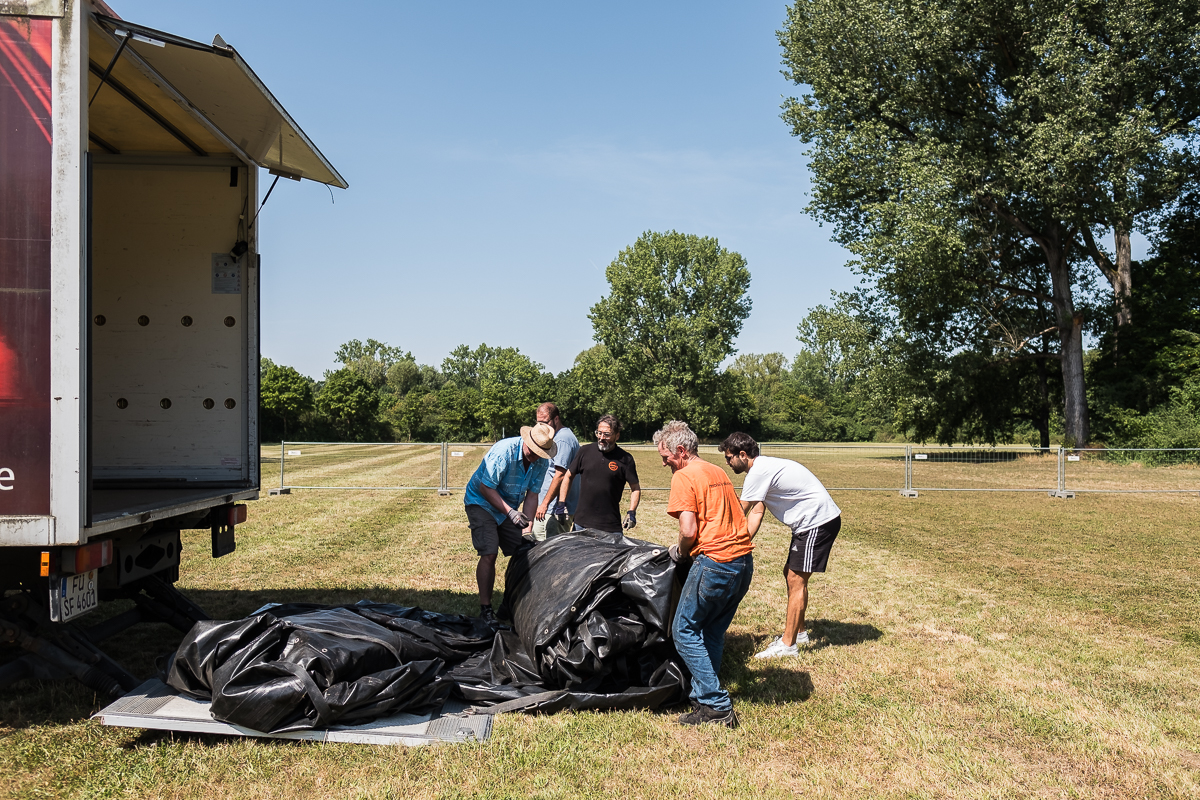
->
[596,413,622,435]
[652,420,698,455]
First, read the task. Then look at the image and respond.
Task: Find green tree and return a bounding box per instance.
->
[385,389,441,442]
[477,348,554,439]
[335,338,412,388]
[317,368,384,441]
[1089,192,1200,447]
[441,344,503,390]
[556,345,624,435]
[437,384,484,442]
[792,296,891,441]
[589,230,752,436]
[729,353,808,440]
[780,0,1200,446]
[260,359,315,441]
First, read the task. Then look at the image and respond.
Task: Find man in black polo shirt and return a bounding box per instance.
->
[556,414,641,533]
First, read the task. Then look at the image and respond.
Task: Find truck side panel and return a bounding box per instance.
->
[0,15,53,517]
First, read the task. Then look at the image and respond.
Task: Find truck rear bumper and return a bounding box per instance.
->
[88,487,259,536]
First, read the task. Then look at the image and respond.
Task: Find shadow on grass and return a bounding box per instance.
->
[719,621,884,707]
[720,632,815,706]
[809,618,884,649]
[126,727,316,750]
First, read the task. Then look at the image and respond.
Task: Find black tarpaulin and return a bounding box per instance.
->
[164,530,688,732]
[165,604,495,733]
[450,529,688,713]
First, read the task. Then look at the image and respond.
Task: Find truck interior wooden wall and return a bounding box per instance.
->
[89,161,251,487]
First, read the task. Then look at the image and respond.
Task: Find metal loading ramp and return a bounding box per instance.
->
[95,679,492,746]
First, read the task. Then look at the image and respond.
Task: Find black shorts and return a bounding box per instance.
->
[466,504,525,557]
[786,515,841,574]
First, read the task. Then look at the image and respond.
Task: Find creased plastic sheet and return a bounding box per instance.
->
[165,604,494,733]
[164,530,688,732]
[450,529,688,713]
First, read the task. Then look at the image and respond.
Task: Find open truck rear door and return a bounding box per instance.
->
[1,0,345,696]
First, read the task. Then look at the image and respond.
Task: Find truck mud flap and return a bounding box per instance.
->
[95,679,492,746]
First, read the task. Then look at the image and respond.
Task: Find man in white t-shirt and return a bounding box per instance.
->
[720,432,842,658]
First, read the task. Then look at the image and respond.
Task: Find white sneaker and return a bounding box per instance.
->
[753,636,800,659]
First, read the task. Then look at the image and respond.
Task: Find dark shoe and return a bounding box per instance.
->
[678,704,739,729]
[479,605,498,625]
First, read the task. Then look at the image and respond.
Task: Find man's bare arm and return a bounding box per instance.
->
[557,470,574,504]
[744,500,766,538]
[677,510,699,556]
[479,484,510,514]
[536,467,567,520]
[628,483,641,512]
[522,490,539,533]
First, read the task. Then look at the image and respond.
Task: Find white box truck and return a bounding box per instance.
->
[0,0,345,695]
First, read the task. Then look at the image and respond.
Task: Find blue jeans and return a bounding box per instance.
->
[672,553,754,711]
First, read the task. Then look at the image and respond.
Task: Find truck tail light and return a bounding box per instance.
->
[40,551,52,577]
[228,504,247,526]
[61,540,114,574]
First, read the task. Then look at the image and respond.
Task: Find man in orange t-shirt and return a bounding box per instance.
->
[655,420,754,729]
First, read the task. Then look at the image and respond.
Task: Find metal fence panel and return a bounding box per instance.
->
[257,441,1200,497]
[275,442,444,489]
[1064,448,1200,493]
[443,443,494,489]
[910,446,1060,492]
[758,444,908,491]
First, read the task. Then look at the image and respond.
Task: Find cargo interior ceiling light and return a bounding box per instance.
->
[88,14,348,189]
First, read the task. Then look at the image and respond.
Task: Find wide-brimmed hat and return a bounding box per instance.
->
[521,422,558,459]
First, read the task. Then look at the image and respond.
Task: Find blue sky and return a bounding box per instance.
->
[112,1,1148,377]
[112,1,855,378]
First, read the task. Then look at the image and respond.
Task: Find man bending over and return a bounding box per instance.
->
[657,420,753,728]
[463,422,557,624]
[721,432,841,658]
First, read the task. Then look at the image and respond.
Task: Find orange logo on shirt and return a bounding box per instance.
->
[608,461,618,472]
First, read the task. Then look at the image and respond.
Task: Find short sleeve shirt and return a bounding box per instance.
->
[463,437,550,524]
[740,455,840,533]
[569,443,639,532]
[538,427,581,511]
[667,458,753,563]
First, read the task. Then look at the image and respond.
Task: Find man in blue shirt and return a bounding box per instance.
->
[531,402,580,541]
[463,421,557,623]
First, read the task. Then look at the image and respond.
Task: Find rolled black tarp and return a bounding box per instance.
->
[164,529,688,732]
[164,604,494,733]
[450,529,689,713]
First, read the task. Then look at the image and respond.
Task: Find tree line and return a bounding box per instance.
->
[263,221,1197,449]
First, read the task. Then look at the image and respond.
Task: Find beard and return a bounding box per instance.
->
[597,440,615,453]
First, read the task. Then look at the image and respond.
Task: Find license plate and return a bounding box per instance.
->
[50,569,98,623]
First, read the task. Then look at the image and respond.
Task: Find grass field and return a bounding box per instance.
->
[3,482,1199,798]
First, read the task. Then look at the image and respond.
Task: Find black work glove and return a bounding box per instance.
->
[622,509,637,530]
[553,501,569,528]
[506,508,531,528]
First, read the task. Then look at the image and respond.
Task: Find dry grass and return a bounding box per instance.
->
[2,484,1199,799]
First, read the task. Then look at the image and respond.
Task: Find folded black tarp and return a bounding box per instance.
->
[451,529,688,713]
[164,529,688,733]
